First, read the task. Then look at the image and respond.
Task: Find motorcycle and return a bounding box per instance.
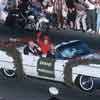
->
[5,6,49,32]
[25,10,49,32]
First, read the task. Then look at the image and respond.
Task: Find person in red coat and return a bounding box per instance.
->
[36,32,51,56]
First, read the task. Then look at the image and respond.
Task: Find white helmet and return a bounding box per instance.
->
[42,0,49,6]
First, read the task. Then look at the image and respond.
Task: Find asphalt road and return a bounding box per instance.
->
[0,78,100,100]
[0,24,100,100]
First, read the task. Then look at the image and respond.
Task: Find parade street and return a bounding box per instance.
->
[0,78,99,100]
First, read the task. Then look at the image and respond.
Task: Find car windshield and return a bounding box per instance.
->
[56,41,93,59]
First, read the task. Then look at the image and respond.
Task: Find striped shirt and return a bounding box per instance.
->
[52,0,67,14]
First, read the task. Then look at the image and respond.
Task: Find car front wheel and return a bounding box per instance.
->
[79,75,95,92]
[2,69,16,78]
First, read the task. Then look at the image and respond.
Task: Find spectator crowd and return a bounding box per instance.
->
[0,0,100,35]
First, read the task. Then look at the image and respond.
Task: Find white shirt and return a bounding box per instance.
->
[45,6,53,13]
[85,0,96,10]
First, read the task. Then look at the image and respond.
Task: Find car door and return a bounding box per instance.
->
[37,57,55,79]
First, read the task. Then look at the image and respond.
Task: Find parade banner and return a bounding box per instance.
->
[37,57,55,78]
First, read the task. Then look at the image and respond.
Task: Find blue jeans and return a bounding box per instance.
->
[97,8,100,32]
[44,13,57,26]
[32,6,41,17]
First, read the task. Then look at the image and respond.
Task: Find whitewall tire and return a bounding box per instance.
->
[2,69,16,78]
[79,75,94,92]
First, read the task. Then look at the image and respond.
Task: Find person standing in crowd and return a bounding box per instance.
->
[66,0,76,29]
[67,7,76,29]
[16,0,21,8]
[0,0,8,10]
[17,0,30,13]
[53,0,67,29]
[42,0,56,28]
[85,0,96,34]
[0,0,8,22]
[62,1,68,29]
[74,0,87,32]
[31,0,42,17]
[96,0,100,35]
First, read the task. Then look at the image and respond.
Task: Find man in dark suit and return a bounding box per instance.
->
[24,40,42,56]
[47,43,56,58]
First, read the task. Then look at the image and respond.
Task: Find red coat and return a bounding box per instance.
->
[38,41,50,55]
[36,32,50,55]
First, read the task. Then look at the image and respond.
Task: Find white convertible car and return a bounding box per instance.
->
[0,40,100,92]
